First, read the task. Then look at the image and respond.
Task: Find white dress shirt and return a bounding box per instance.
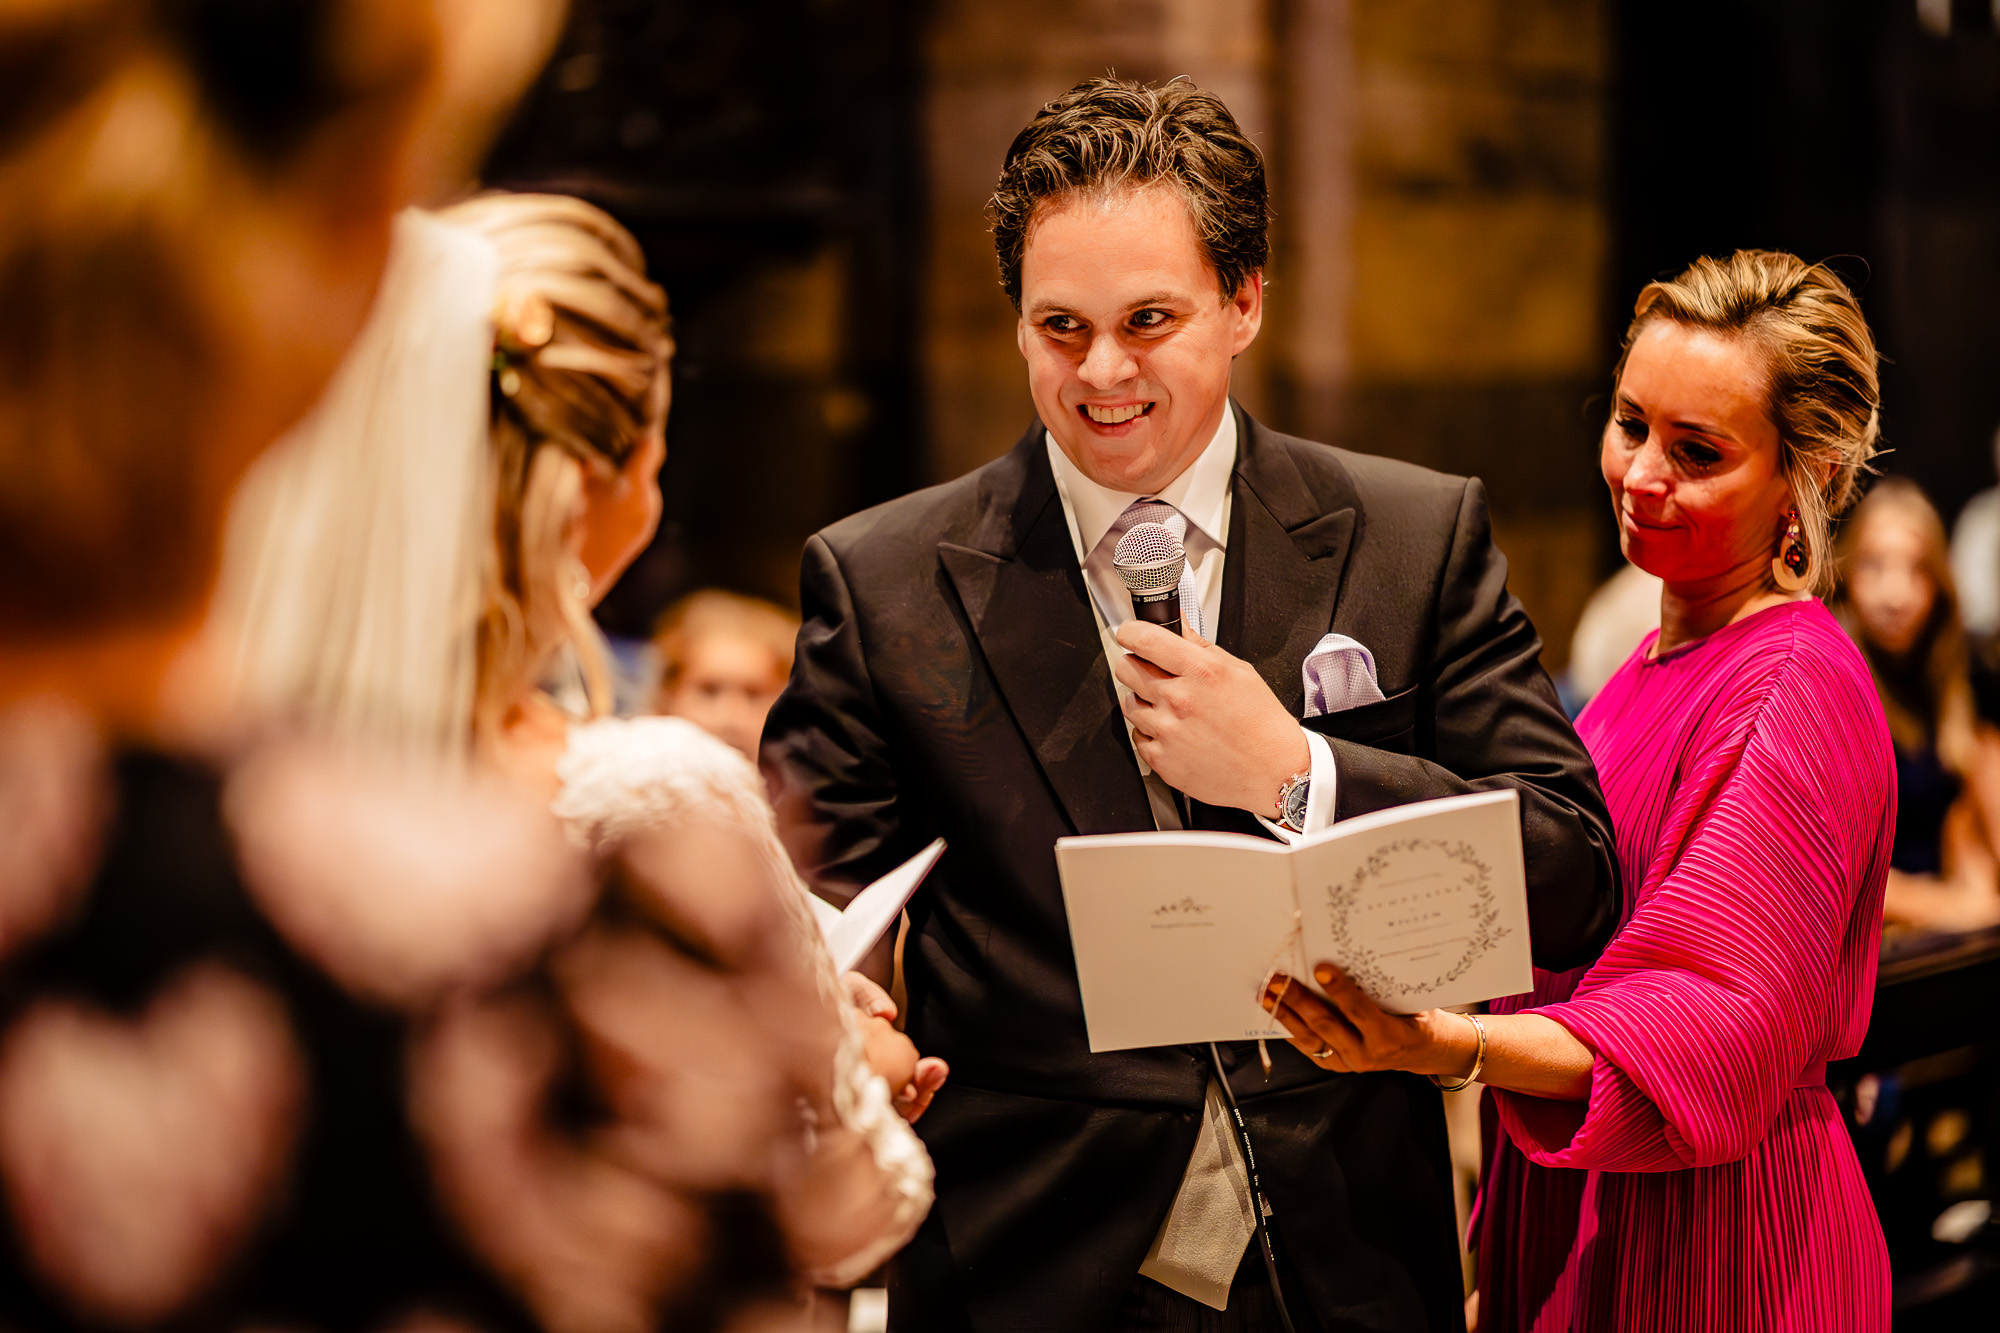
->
[1044,408,1335,836]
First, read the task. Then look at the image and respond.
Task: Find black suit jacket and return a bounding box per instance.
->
[762,408,1619,1333]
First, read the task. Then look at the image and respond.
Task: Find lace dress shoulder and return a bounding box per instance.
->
[552,715,932,1286]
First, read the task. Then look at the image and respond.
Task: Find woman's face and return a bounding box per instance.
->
[575,423,667,605]
[1846,508,1937,657]
[1601,321,1795,592]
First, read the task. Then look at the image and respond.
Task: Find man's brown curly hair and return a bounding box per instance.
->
[989,75,1270,310]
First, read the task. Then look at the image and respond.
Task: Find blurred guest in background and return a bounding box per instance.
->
[0,3,858,1330]
[652,589,799,757]
[1561,562,1662,714]
[1266,251,1893,1331]
[0,2,705,1329]
[1837,477,2000,933]
[216,191,938,1292]
[1947,424,2000,641]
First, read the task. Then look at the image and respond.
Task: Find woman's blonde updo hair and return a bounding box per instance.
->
[434,193,672,743]
[1614,249,1881,596]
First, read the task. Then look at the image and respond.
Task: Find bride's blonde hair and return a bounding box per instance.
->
[440,193,671,744]
[218,194,669,756]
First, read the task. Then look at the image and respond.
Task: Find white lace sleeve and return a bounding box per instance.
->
[553,716,932,1285]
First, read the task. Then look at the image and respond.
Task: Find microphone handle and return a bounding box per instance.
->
[1125,585,1193,826]
[1130,588,1183,637]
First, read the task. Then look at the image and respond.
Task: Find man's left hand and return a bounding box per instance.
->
[1113,620,1308,815]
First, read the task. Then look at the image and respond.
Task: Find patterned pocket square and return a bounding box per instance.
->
[1302,633,1385,718]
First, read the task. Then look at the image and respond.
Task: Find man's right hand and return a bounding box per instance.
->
[1113,619,1310,816]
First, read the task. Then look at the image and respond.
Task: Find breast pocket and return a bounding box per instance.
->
[1304,685,1420,754]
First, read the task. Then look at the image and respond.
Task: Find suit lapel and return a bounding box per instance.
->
[1217,407,1358,711]
[1198,409,1358,837]
[937,428,1154,836]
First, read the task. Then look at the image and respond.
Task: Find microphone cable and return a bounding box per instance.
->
[1207,1042,1301,1333]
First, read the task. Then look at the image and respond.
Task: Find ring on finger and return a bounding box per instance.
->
[1310,1045,1334,1060]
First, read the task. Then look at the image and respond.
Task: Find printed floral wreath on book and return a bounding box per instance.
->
[1321,838,1510,998]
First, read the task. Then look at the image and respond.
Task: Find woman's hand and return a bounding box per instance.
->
[1264,964,1597,1100]
[1260,963,1478,1082]
[843,972,948,1123]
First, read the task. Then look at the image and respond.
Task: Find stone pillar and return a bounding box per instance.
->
[1340,0,1612,666]
[1266,0,1357,446]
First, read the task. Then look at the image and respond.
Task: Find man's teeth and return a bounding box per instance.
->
[1085,403,1149,424]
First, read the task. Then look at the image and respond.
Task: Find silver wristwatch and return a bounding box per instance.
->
[1276,770,1311,833]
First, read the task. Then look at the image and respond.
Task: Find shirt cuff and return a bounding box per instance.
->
[1256,728,1337,844]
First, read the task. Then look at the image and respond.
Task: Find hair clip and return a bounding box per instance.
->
[494,292,555,353]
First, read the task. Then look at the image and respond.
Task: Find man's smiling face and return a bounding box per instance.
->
[1016,185,1263,495]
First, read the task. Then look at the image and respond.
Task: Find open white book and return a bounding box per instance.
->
[808,838,946,973]
[1056,790,1530,1053]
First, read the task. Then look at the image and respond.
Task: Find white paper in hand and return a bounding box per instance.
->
[818,838,945,973]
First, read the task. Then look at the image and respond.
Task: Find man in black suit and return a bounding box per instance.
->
[762,76,1619,1333]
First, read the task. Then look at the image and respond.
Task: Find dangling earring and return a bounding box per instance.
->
[1770,508,1809,592]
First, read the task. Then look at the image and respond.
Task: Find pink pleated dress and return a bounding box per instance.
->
[1473,599,1893,1331]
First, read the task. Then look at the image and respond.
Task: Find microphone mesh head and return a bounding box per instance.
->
[1113,521,1186,595]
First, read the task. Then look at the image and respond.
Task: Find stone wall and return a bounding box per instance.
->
[1336,0,1612,668]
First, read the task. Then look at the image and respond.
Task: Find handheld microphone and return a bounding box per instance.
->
[1114,522,1201,831]
[1113,521,1187,637]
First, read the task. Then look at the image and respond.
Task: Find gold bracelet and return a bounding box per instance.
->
[1430,1011,1486,1091]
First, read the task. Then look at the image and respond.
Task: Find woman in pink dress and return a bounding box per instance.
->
[1260,250,1893,1331]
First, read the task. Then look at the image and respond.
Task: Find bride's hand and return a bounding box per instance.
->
[842,972,948,1123]
[1261,963,1476,1081]
[896,1057,948,1124]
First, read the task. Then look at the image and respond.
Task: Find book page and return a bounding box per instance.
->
[1290,789,1532,1014]
[1057,832,1296,1052]
[820,838,946,974]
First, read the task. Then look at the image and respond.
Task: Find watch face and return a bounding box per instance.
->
[1282,779,1310,829]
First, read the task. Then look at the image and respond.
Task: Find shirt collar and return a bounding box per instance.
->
[1045,404,1237,561]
